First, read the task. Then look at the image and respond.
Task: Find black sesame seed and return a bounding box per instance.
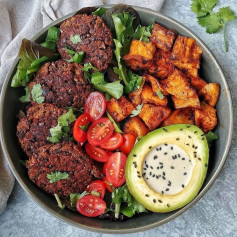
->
[160,166,163,169]
[182,158,185,160]
[150,166,153,169]
[152,174,155,177]
[163,128,168,132]
[198,158,202,161]
[182,184,185,188]
[145,194,149,197]
[186,143,190,146]
[184,172,187,175]
[187,125,191,128]
[133,154,137,157]
[134,165,137,168]
[171,166,175,169]
[167,204,170,207]
[180,128,183,131]
[194,131,198,134]
[158,200,162,203]
[168,181,171,186]
[157,175,161,178]
[142,173,146,177]
[166,188,169,191]
[178,154,180,158]
[146,177,149,180]
[159,162,163,165]
[205,163,208,167]
[188,135,191,138]
[153,199,156,203]
[145,160,147,164]
[133,161,137,165]
[176,138,180,140]
[163,172,166,176]
[192,145,195,148]
[137,171,140,174]
[154,155,158,160]
[146,164,148,168]
[137,175,141,178]
[194,154,197,158]
[143,168,147,170]
[149,172,152,176]
[161,191,164,194]
[162,176,166,180]
[149,146,152,149]
[171,146,173,150]
[156,175,159,179]
[164,143,168,146]
[189,159,191,162]
[201,137,205,140]
[195,146,198,149]
[164,152,168,155]
[157,167,160,169]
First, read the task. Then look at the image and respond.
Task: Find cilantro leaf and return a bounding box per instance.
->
[65,46,84,63]
[106,111,123,134]
[191,0,217,17]
[79,124,89,132]
[133,24,153,42]
[124,71,143,94]
[205,131,218,142]
[19,86,30,103]
[47,109,76,143]
[156,90,165,99]
[70,34,81,44]
[70,191,87,207]
[54,194,65,209]
[31,84,45,104]
[47,171,69,183]
[218,7,237,23]
[92,7,107,17]
[130,104,143,117]
[90,72,123,99]
[198,13,221,33]
[19,159,28,166]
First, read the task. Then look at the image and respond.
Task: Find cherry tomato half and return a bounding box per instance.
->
[103,177,114,193]
[84,92,106,121]
[119,134,136,155]
[73,113,91,143]
[100,133,123,150]
[85,143,112,162]
[87,117,114,146]
[102,162,108,175]
[76,195,106,217]
[106,152,127,188]
[85,180,106,199]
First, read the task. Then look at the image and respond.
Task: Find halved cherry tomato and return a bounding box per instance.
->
[76,195,106,217]
[87,117,114,146]
[84,92,106,121]
[73,113,91,143]
[106,152,127,188]
[103,177,114,193]
[85,180,106,199]
[100,133,123,150]
[102,162,108,175]
[85,143,112,162]
[119,134,136,155]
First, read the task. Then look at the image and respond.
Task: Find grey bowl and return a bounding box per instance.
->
[0,5,233,234]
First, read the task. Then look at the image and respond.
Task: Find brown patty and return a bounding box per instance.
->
[26,141,103,197]
[28,60,90,109]
[17,103,67,157]
[57,14,113,71]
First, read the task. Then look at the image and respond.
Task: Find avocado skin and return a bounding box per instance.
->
[125,124,209,213]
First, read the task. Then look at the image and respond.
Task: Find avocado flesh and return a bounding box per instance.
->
[125,124,209,213]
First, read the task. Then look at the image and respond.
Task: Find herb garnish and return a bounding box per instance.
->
[133,24,153,42]
[156,90,165,99]
[92,7,107,17]
[47,171,69,183]
[191,0,237,51]
[19,86,30,103]
[31,84,45,104]
[130,104,143,117]
[41,26,61,51]
[106,111,123,134]
[70,34,81,44]
[54,194,65,209]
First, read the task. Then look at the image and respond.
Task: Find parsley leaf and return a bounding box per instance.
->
[156,90,165,99]
[47,171,69,183]
[92,7,107,16]
[19,86,30,103]
[47,108,76,143]
[31,84,45,104]
[70,34,81,44]
[130,104,143,117]
[191,0,237,52]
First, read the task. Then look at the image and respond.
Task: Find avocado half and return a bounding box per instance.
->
[125,124,209,213]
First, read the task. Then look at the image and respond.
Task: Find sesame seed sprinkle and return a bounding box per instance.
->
[158,200,162,203]
[182,184,185,188]
[145,194,149,197]
[153,199,156,203]
[149,146,152,149]
[205,163,208,167]
[133,154,137,157]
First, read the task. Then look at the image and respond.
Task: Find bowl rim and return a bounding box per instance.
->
[0,5,233,234]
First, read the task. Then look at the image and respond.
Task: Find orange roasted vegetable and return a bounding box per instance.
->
[172,94,200,109]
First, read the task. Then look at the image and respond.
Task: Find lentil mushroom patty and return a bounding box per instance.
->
[17,103,67,157]
[57,14,113,71]
[26,141,103,197]
[28,60,90,109]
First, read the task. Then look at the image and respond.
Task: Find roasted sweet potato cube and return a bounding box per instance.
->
[143,74,169,95]
[107,96,135,122]
[189,75,207,91]
[128,79,145,106]
[171,36,202,71]
[198,83,220,107]
[161,69,196,99]
[147,49,175,79]
[123,39,156,71]
[123,116,149,138]
[141,84,168,107]
[184,68,199,77]
[172,94,200,109]
[150,23,177,51]
[139,104,171,130]
[195,102,217,133]
[161,108,194,127]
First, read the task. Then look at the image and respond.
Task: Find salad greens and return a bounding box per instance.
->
[70,191,88,207]
[47,108,76,143]
[41,26,60,51]
[130,104,143,117]
[31,84,45,104]
[92,7,107,17]
[65,46,84,63]
[106,111,123,134]
[191,0,237,51]
[133,24,153,42]
[47,172,69,183]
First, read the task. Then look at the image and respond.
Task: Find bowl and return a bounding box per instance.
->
[0,5,233,234]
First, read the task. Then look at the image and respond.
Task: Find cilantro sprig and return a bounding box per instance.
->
[191,0,237,52]
[47,171,69,183]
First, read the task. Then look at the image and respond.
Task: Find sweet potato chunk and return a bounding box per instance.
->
[143,74,169,95]
[139,104,171,130]
[171,36,202,71]
[161,108,194,126]
[150,23,177,51]
[172,94,200,109]
[128,79,145,106]
[141,84,168,107]
[123,40,156,71]
[161,69,196,99]
[147,50,175,79]
[107,96,135,122]
[123,116,149,138]
[195,102,217,133]
[198,83,220,107]
[189,75,207,91]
